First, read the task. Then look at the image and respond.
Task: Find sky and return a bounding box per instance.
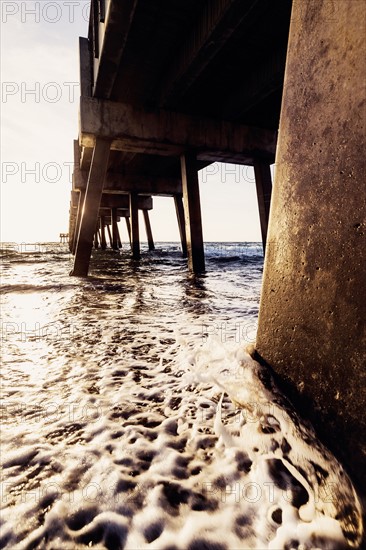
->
[0,1,264,243]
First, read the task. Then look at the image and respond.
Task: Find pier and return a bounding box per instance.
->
[68,0,291,276]
[67,0,365,502]
[59,233,69,244]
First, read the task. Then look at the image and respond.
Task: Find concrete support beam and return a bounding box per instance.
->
[159,0,259,107]
[71,191,153,211]
[92,0,138,99]
[99,216,112,224]
[98,214,112,223]
[111,207,119,250]
[79,37,92,97]
[94,228,99,249]
[71,190,79,208]
[130,192,140,259]
[174,195,187,258]
[80,147,94,171]
[100,194,152,210]
[70,138,111,276]
[98,208,128,218]
[253,160,272,252]
[181,152,205,273]
[224,48,287,119]
[68,207,77,253]
[73,139,81,172]
[106,223,113,248]
[79,97,276,164]
[125,217,132,247]
[256,0,366,499]
[117,225,122,249]
[143,210,155,251]
[100,216,107,250]
[71,190,85,255]
[73,165,181,195]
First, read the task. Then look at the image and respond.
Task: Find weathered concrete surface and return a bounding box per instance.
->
[71,190,85,255]
[92,0,138,99]
[174,195,188,258]
[71,139,111,276]
[130,192,140,260]
[79,97,277,164]
[86,0,291,128]
[181,152,205,273]
[143,210,155,251]
[79,37,92,97]
[100,194,152,210]
[73,165,182,196]
[111,208,119,250]
[71,192,152,210]
[256,0,366,495]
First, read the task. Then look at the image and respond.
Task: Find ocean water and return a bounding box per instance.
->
[0,242,363,550]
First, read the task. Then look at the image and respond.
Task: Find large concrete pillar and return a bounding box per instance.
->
[174,195,187,257]
[253,160,272,252]
[70,138,111,276]
[143,210,155,251]
[130,193,140,259]
[256,0,366,494]
[181,152,205,273]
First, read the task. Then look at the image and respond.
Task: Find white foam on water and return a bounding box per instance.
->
[1,331,363,549]
[0,246,363,549]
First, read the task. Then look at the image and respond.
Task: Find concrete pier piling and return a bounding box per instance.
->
[70,138,111,276]
[106,223,112,249]
[111,207,119,250]
[117,226,122,249]
[181,152,205,273]
[143,210,155,251]
[71,190,85,255]
[130,193,140,260]
[125,217,132,247]
[94,228,99,249]
[100,217,107,250]
[59,233,69,244]
[253,161,272,252]
[174,195,188,258]
[256,0,366,494]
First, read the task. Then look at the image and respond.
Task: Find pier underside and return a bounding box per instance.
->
[70,96,276,275]
[69,0,292,276]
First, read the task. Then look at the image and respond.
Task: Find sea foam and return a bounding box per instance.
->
[1,244,363,549]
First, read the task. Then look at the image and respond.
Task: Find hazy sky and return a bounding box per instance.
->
[0,1,263,243]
